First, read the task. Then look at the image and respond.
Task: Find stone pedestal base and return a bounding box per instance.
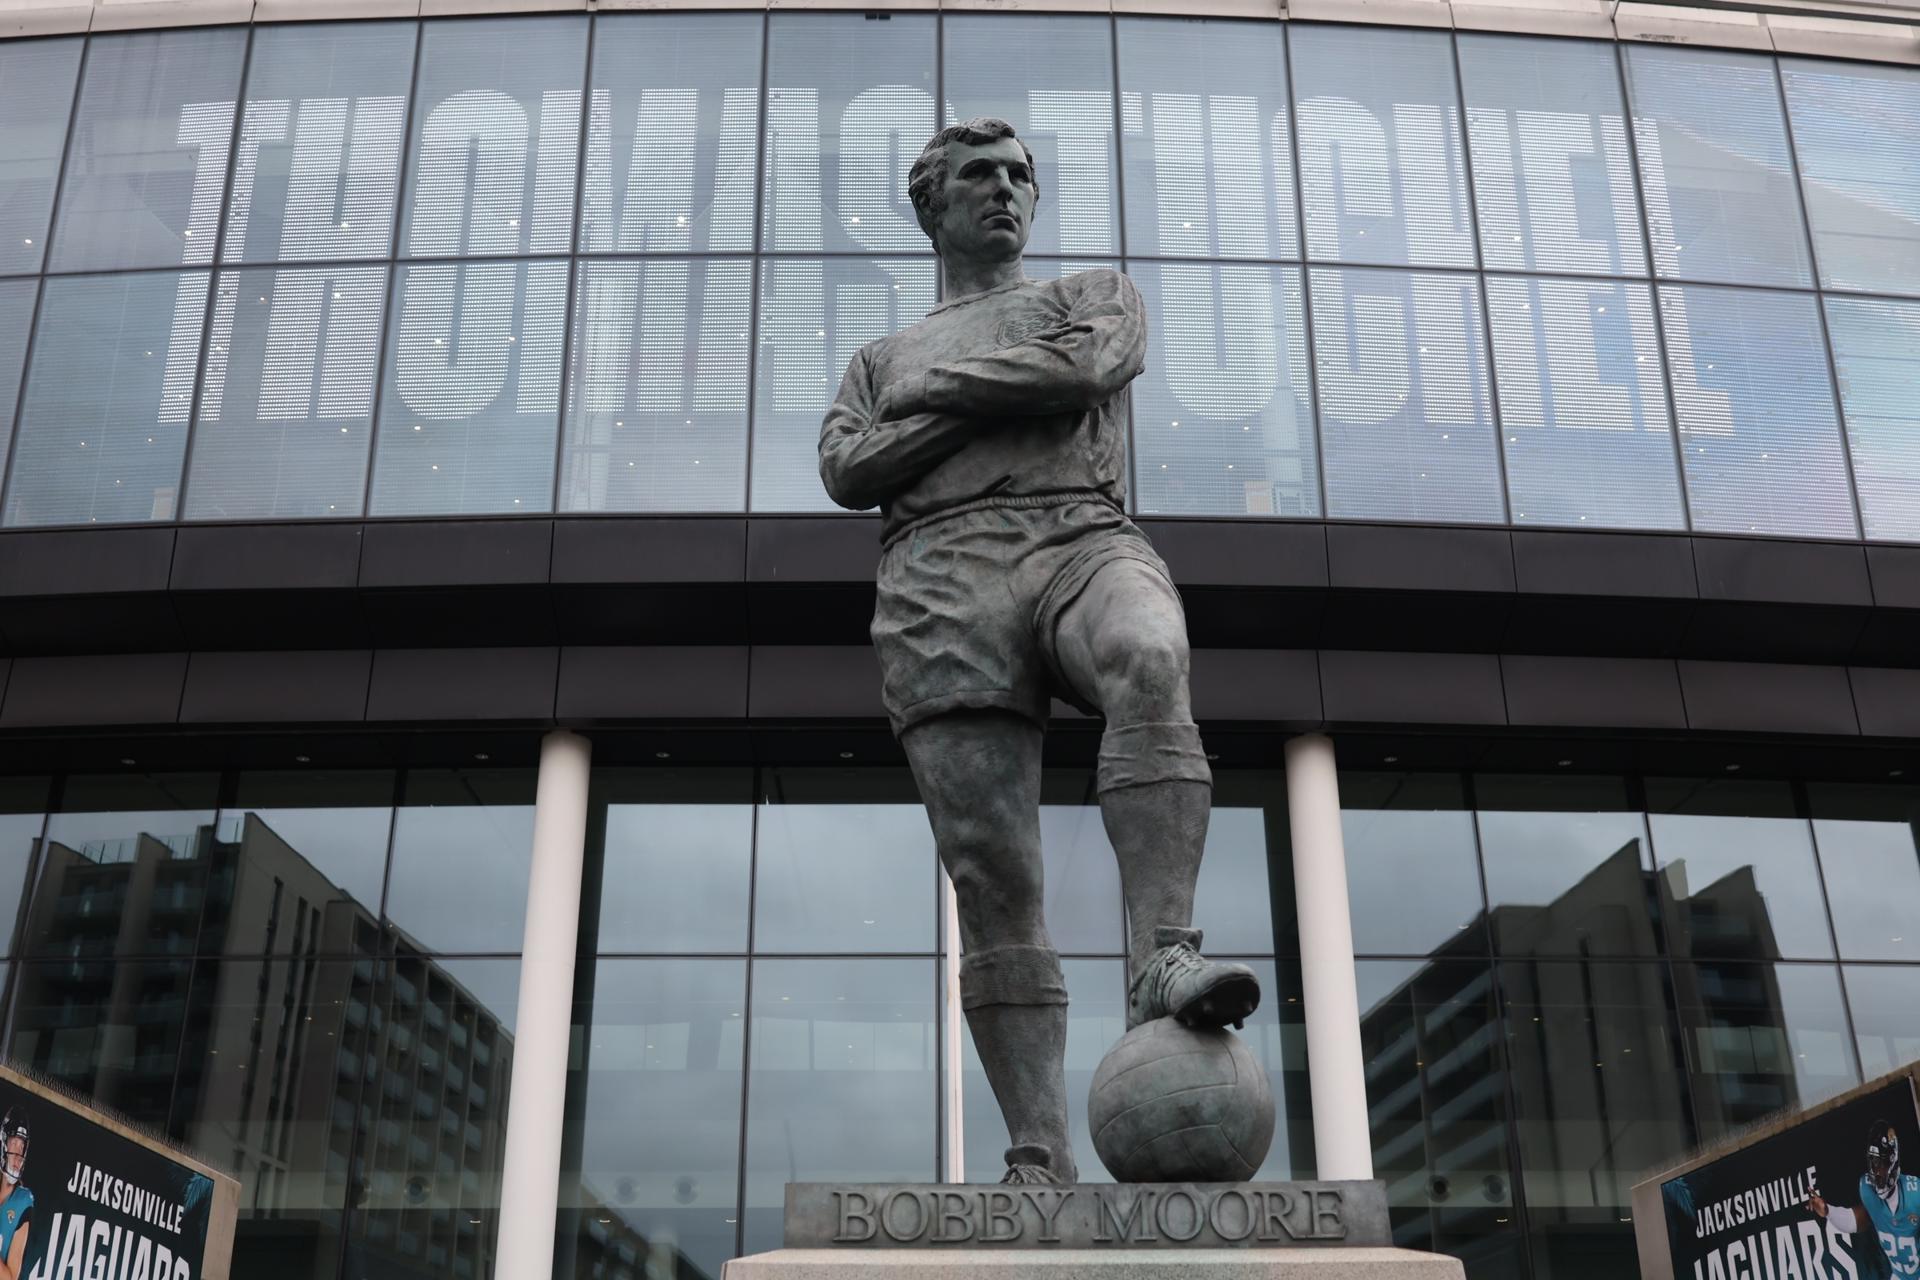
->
[722,1247,1466,1278]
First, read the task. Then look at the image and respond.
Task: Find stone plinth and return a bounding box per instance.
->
[727,1183,1464,1279]
[782,1182,1390,1251]
[722,1247,1465,1278]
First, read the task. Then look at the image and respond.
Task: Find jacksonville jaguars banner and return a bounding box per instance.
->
[0,1067,237,1280]
[1660,1077,1920,1280]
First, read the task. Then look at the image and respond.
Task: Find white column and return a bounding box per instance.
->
[1284,732,1374,1181]
[494,729,593,1277]
[940,872,966,1182]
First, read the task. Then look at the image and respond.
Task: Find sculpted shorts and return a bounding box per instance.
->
[871,494,1176,736]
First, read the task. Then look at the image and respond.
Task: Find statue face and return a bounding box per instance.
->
[933,135,1035,263]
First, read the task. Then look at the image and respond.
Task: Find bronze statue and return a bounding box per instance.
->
[819,118,1260,1186]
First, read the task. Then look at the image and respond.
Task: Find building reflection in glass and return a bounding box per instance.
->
[6,770,526,1280]
[1346,773,1876,1280]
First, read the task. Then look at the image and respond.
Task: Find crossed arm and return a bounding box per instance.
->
[817,270,1147,512]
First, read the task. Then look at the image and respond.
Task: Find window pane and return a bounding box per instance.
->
[1780,59,1920,296]
[173,956,373,1280]
[1036,777,1125,955]
[1674,960,1858,1143]
[741,958,936,1254]
[22,772,219,959]
[591,770,753,955]
[6,271,203,526]
[1843,963,1920,1079]
[206,770,396,956]
[1341,773,1485,958]
[383,769,536,954]
[1356,959,1526,1273]
[962,958,1123,1184]
[748,255,935,512]
[753,770,936,954]
[1827,296,1920,542]
[1291,25,1474,270]
[369,259,566,515]
[560,257,750,512]
[0,777,48,958]
[584,12,760,255]
[1499,959,1692,1280]
[0,278,37,477]
[1195,776,1287,957]
[49,26,246,272]
[1243,961,1314,1180]
[1646,779,1834,961]
[1485,275,1682,530]
[1623,46,1812,288]
[398,16,588,258]
[943,14,1118,258]
[560,957,745,1280]
[0,36,81,273]
[1116,17,1298,260]
[9,957,193,1128]
[763,11,934,255]
[1458,34,1647,277]
[1133,262,1317,518]
[354,954,519,1280]
[184,265,386,519]
[1476,775,1661,959]
[1660,284,1853,538]
[1312,267,1504,523]
[222,20,415,264]
[1808,782,1920,963]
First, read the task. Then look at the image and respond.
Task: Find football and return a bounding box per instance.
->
[1087,1017,1276,1183]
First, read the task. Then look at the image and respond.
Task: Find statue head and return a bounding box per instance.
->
[908,117,1040,262]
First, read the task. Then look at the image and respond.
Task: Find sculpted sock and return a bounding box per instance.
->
[1099,773,1211,982]
[961,945,1076,1182]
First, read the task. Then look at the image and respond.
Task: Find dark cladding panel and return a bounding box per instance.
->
[1140,520,1328,590]
[1,653,188,727]
[1320,650,1506,726]
[556,646,749,721]
[746,517,881,584]
[0,527,176,597]
[748,646,885,719]
[1327,524,1515,594]
[171,522,363,592]
[1511,529,1696,598]
[359,519,553,587]
[1189,649,1321,724]
[1847,668,1920,739]
[1867,544,1920,609]
[553,517,747,584]
[1692,536,1872,606]
[1501,655,1686,730]
[1678,660,1860,736]
[366,647,558,722]
[179,650,373,724]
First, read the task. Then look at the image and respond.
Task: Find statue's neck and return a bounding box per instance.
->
[941,256,1026,303]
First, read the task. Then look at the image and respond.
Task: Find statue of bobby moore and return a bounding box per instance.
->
[817,118,1262,1187]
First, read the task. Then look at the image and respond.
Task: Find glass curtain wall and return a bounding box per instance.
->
[0,758,1914,1280]
[0,765,533,1280]
[0,17,1912,535]
[553,766,1310,1278]
[1339,771,1919,1280]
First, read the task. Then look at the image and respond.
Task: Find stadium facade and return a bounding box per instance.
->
[0,0,1914,1277]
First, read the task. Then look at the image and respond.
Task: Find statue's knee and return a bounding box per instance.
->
[941,821,1044,938]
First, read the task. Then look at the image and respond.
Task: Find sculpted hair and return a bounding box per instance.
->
[908,117,1040,253]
